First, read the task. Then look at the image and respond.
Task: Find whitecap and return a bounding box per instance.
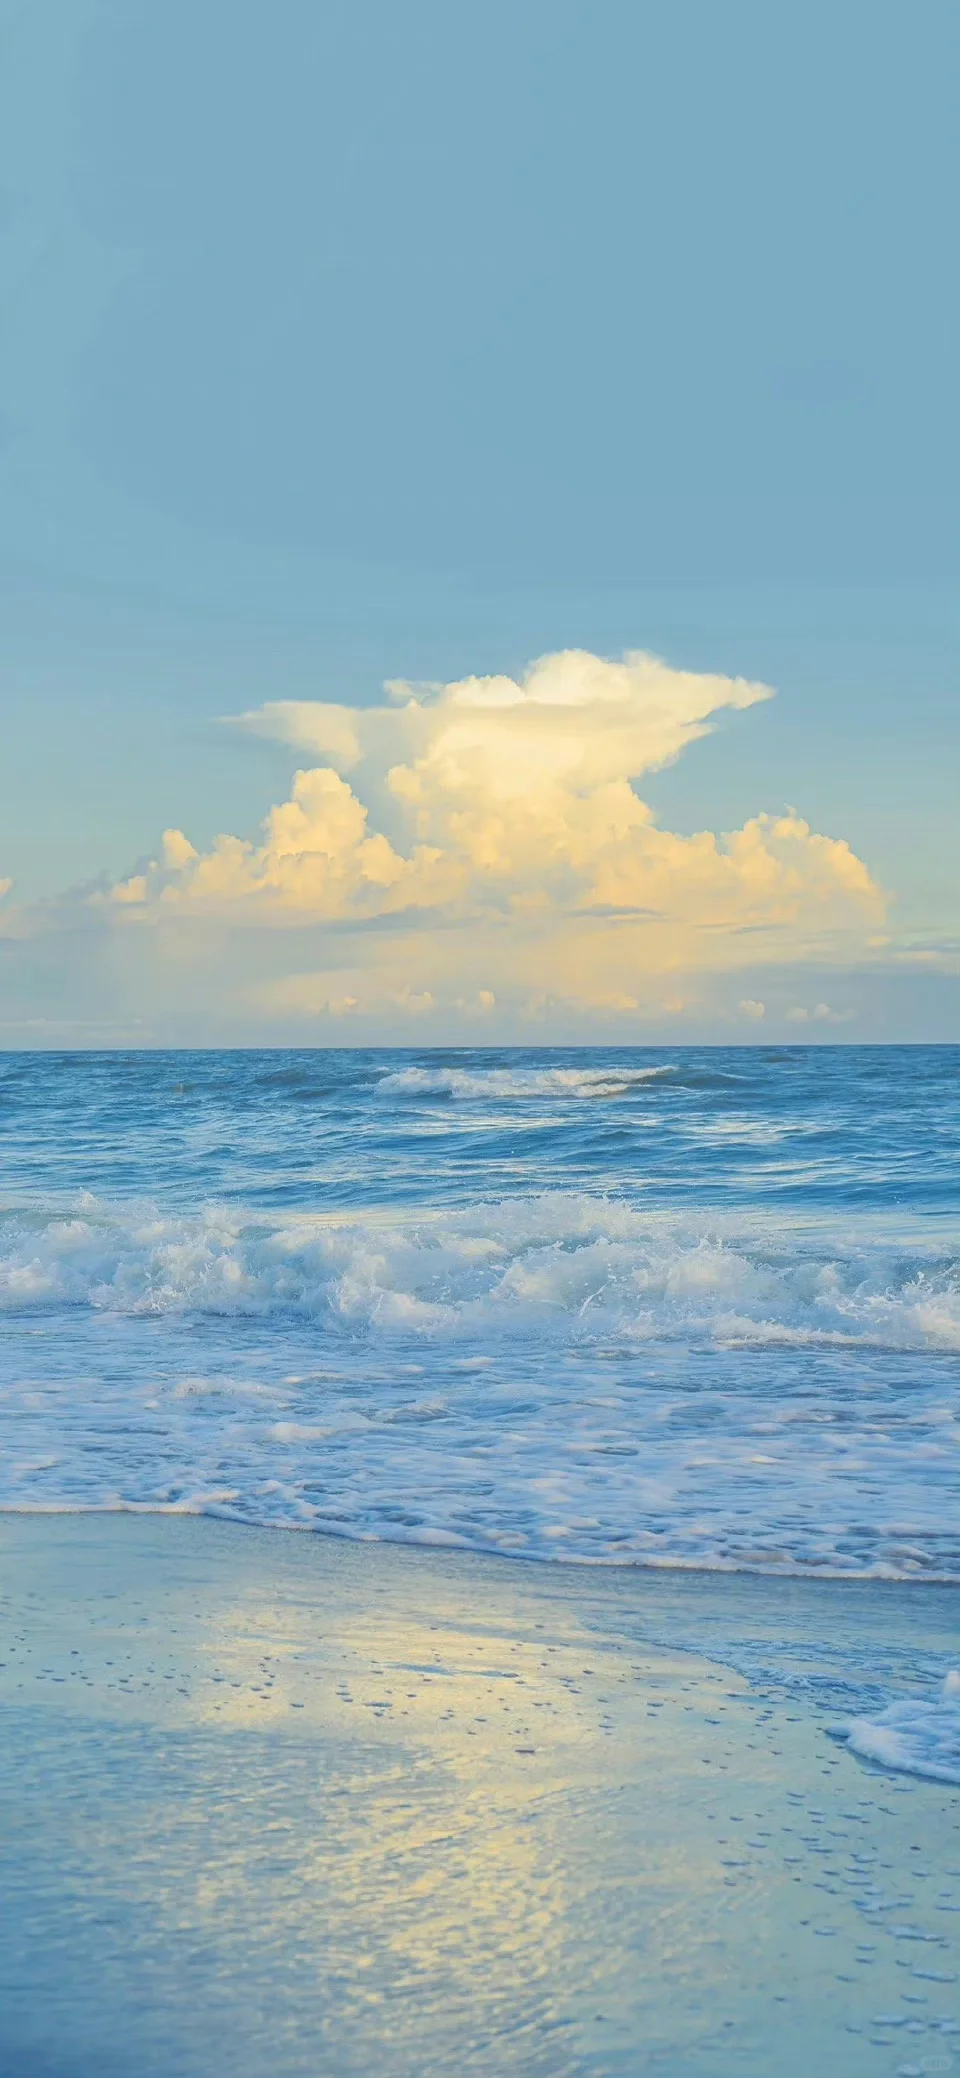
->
[375,1064,675,1100]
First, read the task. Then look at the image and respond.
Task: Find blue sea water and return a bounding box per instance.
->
[0,1046,957,1579]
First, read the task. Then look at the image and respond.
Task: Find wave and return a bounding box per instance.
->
[834,1671,960,1784]
[1,1194,958,1350]
[4,1052,959,1587]
[376,1064,676,1100]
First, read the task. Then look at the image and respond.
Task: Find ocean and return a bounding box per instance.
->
[1,1045,957,1579]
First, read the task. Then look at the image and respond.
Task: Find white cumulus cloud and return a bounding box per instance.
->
[786,1002,853,1024]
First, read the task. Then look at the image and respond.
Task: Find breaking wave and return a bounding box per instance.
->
[376,1064,676,1100]
[2,1048,959,1579]
[2,1194,958,1351]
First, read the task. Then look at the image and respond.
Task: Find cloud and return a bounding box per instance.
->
[239,647,773,787]
[888,942,960,976]
[110,648,879,932]
[786,1001,853,1025]
[5,649,888,1032]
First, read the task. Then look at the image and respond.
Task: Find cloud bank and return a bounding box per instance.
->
[3,650,886,1035]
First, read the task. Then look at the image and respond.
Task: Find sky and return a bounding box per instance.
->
[0,0,957,1046]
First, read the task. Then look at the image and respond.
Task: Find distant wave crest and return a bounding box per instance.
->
[376,1064,676,1100]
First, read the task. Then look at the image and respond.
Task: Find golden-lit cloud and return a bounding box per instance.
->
[111,647,878,926]
[2,649,886,1031]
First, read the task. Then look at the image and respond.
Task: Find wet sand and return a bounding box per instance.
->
[0,1515,957,2076]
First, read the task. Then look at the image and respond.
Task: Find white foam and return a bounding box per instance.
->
[838,1673,960,1785]
[2,1194,958,1574]
[376,1064,675,1100]
[1,1194,957,1351]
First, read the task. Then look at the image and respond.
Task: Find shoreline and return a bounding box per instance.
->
[4,1500,960,1589]
[1,1513,958,2076]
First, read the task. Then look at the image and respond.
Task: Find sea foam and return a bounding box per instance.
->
[375,1063,676,1099]
[1,1194,957,1352]
[836,1671,960,1785]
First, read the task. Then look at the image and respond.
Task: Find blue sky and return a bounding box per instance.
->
[1,0,957,1043]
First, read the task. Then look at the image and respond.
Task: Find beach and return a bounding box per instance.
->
[3,0,957,2058]
[2,1046,958,2070]
[1,1514,958,2077]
